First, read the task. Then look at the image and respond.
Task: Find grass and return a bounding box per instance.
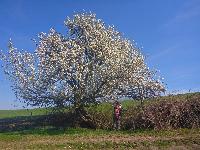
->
[0,92,200,149]
[0,127,199,149]
[0,108,50,119]
[1,92,198,119]
[0,100,139,119]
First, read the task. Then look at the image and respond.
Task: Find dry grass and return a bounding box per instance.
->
[0,128,200,149]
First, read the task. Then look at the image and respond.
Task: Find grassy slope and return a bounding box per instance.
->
[1,92,199,119]
[0,108,50,119]
[0,92,200,149]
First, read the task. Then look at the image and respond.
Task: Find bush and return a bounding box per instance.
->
[47,93,200,130]
[124,93,200,130]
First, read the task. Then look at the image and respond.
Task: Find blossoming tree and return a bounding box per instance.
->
[0,12,165,110]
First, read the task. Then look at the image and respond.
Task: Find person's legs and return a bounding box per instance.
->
[113,116,117,129]
[117,116,121,130]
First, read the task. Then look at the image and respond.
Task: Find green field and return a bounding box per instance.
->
[0,93,200,149]
[0,108,50,119]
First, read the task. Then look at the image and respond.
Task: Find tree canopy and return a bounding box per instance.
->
[0,12,165,108]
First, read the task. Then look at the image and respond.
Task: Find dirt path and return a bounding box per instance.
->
[28,134,187,143]
[1,134,199,150]
[1,129,200,150]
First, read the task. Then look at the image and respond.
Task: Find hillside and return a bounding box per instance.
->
[0,92,199,131]
[0,92,200,149]
[1,92,199,118]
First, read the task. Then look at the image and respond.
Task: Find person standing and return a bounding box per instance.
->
[113,101,122,130]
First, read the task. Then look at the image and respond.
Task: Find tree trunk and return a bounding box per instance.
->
[72,104,95,128]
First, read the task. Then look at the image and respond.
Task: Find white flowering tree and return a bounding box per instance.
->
[0,13,165,111]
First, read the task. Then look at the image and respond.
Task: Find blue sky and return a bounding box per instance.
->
[0,0,200,109]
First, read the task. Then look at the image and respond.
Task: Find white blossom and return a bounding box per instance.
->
[0,12,165,108]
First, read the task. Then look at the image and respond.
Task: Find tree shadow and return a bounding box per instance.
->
[0,111,96,135]
[0,115,47,132]
[0,114,72,135]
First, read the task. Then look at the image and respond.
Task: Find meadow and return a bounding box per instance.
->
[0,93,200,149]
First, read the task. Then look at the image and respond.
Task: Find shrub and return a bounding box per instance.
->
[124,93,200,130]
[47,93,200,130]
